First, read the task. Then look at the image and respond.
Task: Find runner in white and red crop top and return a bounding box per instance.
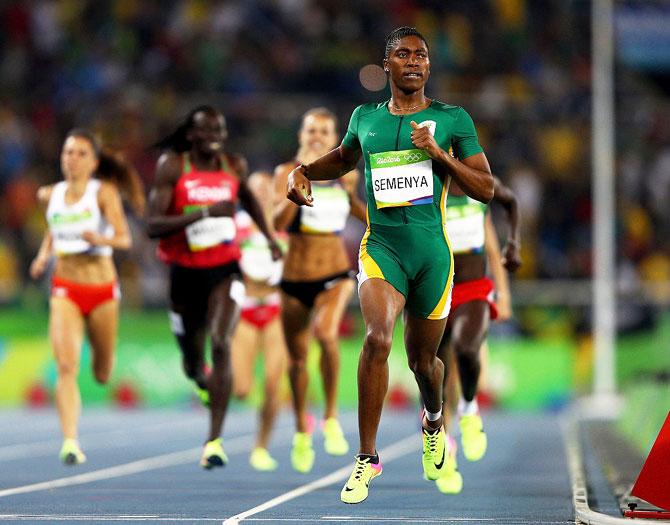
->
[146,105,281,469]
[29,128,145,465]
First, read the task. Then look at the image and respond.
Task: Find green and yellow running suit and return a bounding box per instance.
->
[342,100,483,319]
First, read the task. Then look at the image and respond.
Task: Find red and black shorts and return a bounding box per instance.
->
[169,262,242,318]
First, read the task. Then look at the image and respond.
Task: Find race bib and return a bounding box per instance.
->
[300,185,350,233]
[52,230,91,255]
[185,216,236,251]
[49,209,96,254]
[240,232,284,284]
[445,206,486,254]
[370,149,434,208]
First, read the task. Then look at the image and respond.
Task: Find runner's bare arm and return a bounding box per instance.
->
[484,213,512,321]
[30,230,53,280]
[492,176,521,272]
[236,155,281,260]
[342,169,367,223]
[36,185,53,206]
[287,144,362,206]
[273,162,300,230]
[83,182,132,250]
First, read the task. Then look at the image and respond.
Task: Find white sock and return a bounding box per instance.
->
[458,397,479,416]
[424,407,442,422]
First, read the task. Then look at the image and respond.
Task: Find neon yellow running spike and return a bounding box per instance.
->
[59,439,86,465]
[421,426,447,481]
[435,435,463,494]
[194,386,210,408]
[200,438,228,469]
[323,418,349,456]
[249,447,278,472]
[459,413,487,461]
[340,455,383,504]
[291,432,315,473]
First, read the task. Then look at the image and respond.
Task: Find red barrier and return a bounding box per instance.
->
[631,411,670,512]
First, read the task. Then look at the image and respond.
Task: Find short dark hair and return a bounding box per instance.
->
[384,26,429,60]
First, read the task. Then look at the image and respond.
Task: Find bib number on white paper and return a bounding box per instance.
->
[185,216,236,251]
[370,149,434,208]
[445,212,486,253]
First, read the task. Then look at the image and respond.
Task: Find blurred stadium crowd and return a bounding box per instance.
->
[0,1,668,322]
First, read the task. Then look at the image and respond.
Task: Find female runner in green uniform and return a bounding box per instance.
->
[286,27,494,503]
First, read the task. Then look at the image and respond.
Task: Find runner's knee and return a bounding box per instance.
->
[362,328,393,362]
[289,353,308,371]
[408,354,440,377]
[452,339,480,363]
[56,360,79,378]
[313,325,338,348]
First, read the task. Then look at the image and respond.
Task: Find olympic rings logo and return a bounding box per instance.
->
[405,152,422,162]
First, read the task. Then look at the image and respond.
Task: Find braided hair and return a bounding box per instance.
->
[384,26,429,60]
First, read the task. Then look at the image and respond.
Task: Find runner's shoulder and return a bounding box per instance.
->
[429,100,465,116]
[355,101,390,119]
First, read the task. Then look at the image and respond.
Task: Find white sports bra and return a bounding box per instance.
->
[46,179,113,256]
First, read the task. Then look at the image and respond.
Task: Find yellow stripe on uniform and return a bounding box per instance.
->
[428,178,455,320]
[359,207,384,279]
[358,225,384,281]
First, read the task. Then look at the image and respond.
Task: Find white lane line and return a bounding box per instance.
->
[319,519,568,523]
[0,428,291,499]
[0,516,223,522]
[0,518,569,523]
[0,449,198,498]
[222,433,419,525]
[0,410,274,462]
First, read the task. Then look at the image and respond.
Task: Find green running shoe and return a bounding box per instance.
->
[249,447,278,472]
[435,435,463,494]
[421,426,447,481]
[291,432,315,473]
[59,439,86,465]
[340,454,382,504]
[200,438,228,469]
[459,413,487,461]
[323,418,349,456]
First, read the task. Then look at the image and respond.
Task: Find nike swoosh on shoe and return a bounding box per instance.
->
[434,443,446,470]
